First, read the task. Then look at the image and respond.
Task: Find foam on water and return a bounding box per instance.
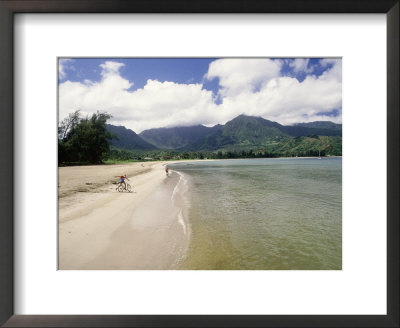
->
[178,210,186,235]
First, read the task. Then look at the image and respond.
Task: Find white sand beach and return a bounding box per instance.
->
[58,161,188,270]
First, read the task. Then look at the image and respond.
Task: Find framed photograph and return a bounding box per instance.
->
[57,56,343,271]
[0,0,398,327]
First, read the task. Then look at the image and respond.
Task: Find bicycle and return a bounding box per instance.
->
[117,183,132,192]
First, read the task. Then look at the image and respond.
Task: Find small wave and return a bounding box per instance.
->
[171,171,188,202]
[178,210,186,235]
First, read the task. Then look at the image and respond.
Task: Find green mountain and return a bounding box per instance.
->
[139,125,212,149]
[185,115,289,151]
[106,124,157,150]
[223,115,288,140]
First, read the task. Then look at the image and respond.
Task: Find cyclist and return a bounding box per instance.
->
[116,174,129,190]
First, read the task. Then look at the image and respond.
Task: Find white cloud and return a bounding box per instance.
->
[289,58,313,74]
[59,62,219,132]
[59,59,342,133]
[99,61,126,77]
[320,58,342,82]
[216,73,342,126]
[205,58,282,97]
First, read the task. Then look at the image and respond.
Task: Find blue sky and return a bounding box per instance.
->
[60,58,215,90]
[59,58,342,133]
[60,57,335,90]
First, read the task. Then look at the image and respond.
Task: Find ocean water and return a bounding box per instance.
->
[169,158,342,270]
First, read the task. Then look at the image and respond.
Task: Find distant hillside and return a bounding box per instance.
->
[283,121,342,137]
[294,121,342,130]
[106,124,157,150]
[184,115,289,151]
[139,125,213,149]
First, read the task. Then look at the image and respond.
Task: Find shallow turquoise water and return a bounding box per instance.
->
[170,158,342,270]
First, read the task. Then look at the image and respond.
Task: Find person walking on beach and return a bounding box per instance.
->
[165,165,169,176]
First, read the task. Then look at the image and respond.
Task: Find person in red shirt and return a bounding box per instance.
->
[116,174,129,190]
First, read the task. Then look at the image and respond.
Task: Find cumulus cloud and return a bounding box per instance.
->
[320,58,342,82]
[100,61,126,77]
[205,58,282,97]
[216,74,341,126]
[59,62,219,132]
[59,58,342,133]
[205,58,342,125]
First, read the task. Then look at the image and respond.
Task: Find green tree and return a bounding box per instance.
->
[58,111,115,164]
[58,110,81,140]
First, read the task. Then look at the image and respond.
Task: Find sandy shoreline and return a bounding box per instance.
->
[58,161,187,269]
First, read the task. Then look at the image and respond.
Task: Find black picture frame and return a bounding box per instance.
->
[0,0,398,327]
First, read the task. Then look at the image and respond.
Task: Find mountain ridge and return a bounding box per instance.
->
[108,115,342,155]
[106,124,157,150]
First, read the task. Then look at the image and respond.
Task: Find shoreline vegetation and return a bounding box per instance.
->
[104,143,340,164]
